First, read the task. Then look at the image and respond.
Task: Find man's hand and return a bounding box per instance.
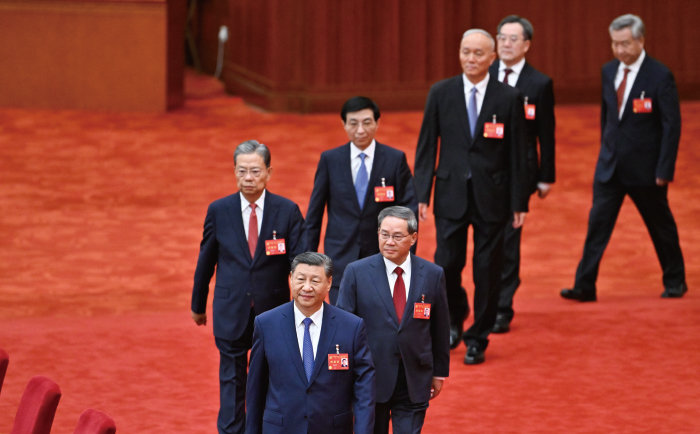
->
[430,377,444,400]
[513,212,527,228]
[656,178,669,186]
[418,203,429,222]
[191,311,207,326]
[537,182,552,198]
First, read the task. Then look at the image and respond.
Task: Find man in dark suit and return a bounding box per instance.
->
[414,29,529,364]
[489,15,556,333]
[190,140,306,434]
[246,252,375,434]
[305,96,417,304]
[337,206,450,433]
[561,14,687,301]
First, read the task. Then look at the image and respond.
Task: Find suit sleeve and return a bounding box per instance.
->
[245,317,268,434]
[286,203,307,262]
[414,87,440,205]
[536,78,556,183]
[304,154,329,251]
[430,269,450,378]
[395,152,418,217]
[191,204,218,314]
[509,93,530,213]
[336,263,358,314]
[600,69,608,144]
[352,319,376,434]
[655,70,681,181]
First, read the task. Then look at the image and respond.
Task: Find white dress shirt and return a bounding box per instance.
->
[294,302,324,360]
[383,255,412,299]
[498,58,526,87]
[616,50,646,118]
[462,73,490,117]
[350,140,376,184]
[240,190,265,240]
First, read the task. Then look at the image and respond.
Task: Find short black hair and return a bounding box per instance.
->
[290,252,334,278]
[497,15,534,41]
[340,96,381,122]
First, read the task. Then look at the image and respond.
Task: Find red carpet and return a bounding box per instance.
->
[0,70,699,432]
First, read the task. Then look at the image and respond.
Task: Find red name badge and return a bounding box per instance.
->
[633,98,652,113]
[374,186,395,202]
[524,104,536,120]
[483,123,505,139]
[264,239,286,255]
[413,303,431,319]
[328,353,349,370]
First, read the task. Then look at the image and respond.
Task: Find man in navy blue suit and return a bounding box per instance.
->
[561,14,687,302]
[489,15,556,333]
[190,140,306,434]
[246,252,375,434]
[338,206,450,433]
[305,96,417,305]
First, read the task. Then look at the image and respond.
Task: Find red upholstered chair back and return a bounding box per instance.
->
[73,409,116,434]
[11,375,62,434]
[0,348,8,396]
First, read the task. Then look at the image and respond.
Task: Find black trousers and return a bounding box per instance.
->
[498,213,523,321]
[573,176,685,292]
[374,361,429,434]
[214,308,255,434]
[434,182,505,350]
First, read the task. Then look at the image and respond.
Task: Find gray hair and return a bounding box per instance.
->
[461,28,495,51]
[233,140,271,168]
[291,252,334,278]
[609,14,645,39]
[378,206,418,234]
[497,15,534,41]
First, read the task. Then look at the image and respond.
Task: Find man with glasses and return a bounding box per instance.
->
[190,140,306,434]
[414,29,529,364]
[489,15,556,333]
[305,96,417,305]
[337,206,449,433]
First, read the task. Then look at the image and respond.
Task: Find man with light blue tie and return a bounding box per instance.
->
[245,252,375,434]
[305,96,418,304]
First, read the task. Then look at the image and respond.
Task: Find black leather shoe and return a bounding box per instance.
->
[661,282,688,298]
[560,288,597,302]
[449,324,463,349]
[491,314,510,334]
[464,346,485,365]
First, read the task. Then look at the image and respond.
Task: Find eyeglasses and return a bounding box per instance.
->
[379,231,409,242]
[235,168,265,178]
[497,34,524,43]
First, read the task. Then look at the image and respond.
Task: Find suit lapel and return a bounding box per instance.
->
[449,76,473,144]
[229,193,252,265]
[621,56,649,123]
[309,303,337,385]
[340,144,363,213]
[280,303,309,385]
[366,143,387,207]
[369,254,400,325]
[404,255,425,320]
[253,192,279,264]
[476,78,501,145]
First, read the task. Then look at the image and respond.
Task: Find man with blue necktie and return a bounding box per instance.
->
[246,252,375,434]
[305,96,417,304]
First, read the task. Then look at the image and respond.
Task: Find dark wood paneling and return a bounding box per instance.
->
[215,0,700,112]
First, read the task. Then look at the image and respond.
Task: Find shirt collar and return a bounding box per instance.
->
[499,57,526,75]
[293,301,324,326]
[463,72,490,94]
[383,254,412,275]
[350,140,376,160]
[240,190,266,213]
